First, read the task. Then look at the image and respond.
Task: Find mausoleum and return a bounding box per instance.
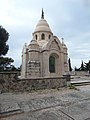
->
[21,10,68,78]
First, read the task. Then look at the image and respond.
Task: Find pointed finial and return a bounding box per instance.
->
[61,37,64,43]
[25,43,27,46]
[41,8,44,19]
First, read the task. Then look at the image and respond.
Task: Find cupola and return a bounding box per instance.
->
[28,39,39,50]
[33,9,53,34]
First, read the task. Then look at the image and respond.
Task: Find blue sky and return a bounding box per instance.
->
[0,0,90,69]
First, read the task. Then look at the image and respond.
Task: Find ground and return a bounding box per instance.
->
[0,76,90,120]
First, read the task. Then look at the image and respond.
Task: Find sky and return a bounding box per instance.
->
[0,0,90,69]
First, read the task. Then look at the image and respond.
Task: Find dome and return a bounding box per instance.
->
[33,9,52,34]
[30,39,39,45]
[34,18,52,33]
[28,39,39,50]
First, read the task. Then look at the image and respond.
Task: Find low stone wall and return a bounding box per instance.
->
[0,72,68,93]
[70,71,89,76]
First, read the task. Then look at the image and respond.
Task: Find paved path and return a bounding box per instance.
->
[0,77,90,120]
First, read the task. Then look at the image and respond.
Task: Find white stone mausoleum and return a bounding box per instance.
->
[21,10,68,78]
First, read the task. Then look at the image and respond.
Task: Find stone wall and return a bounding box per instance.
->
[0,72,68,93]
[70,71,89,76]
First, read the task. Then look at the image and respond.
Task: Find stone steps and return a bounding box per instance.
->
[71,81,90,86]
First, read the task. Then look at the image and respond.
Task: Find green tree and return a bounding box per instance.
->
[0,57,14,71]
[74,66,80,71]
[0,26,9,56]
[84,60,90,73]
[68,58,72,71]
[80,60,85,71]
[0,26,19,71]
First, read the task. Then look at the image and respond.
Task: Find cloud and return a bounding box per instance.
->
[0,0,90,69]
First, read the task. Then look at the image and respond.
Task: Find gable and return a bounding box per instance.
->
[49,40,60,51]
[42,36,63,52]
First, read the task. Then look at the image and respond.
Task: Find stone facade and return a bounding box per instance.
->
[21,10,68,78]
[0,72,67,93]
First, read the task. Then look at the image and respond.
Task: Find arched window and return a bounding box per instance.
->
[35,34,37,40]
[49,35,51,39]
[49,56,55,73]
[41,33,45,40]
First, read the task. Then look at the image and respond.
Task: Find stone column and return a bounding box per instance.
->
[42,51,49,77]
[21,44,28,78]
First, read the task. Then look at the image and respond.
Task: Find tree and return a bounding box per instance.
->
[80,60,85,71]
[0,26,9,56]
[0,26,19,71]
[68,58,72,71]
[74,66,80,71]
[84,60,90,73]
[0,57,14,71]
